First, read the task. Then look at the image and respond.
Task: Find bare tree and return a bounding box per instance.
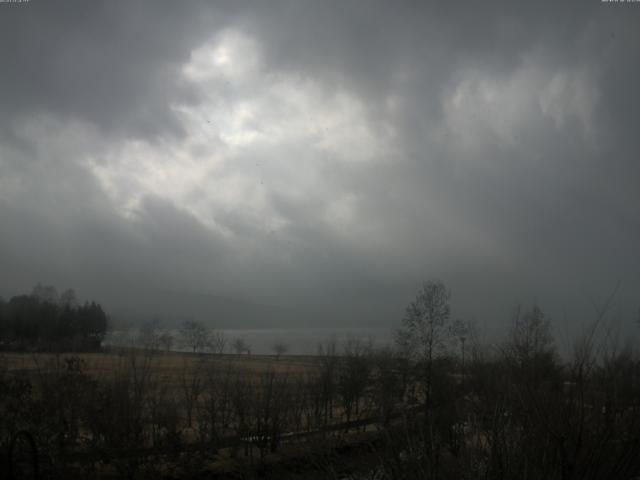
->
[209,329,227,355]
[505,303,558,387]
[251,368,292,457]
[180,358,204,428]
[396,281,452,409]
[316,339,338,429]
[199,362,236,447]
[338,337,372,426]
[31,283,59,304]
[137,319,161,352]
[450,318,474,384]
[272,342,288,360]
[179,319,210,354]
[371,348,402,426]
[232,337,250,355]
[394,280,453,478]
[59,288,78,308]
[158,331,174,352]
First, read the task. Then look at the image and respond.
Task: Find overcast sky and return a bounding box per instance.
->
[1,1,639,333]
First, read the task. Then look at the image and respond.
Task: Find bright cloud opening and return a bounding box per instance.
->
[84,29,396,241]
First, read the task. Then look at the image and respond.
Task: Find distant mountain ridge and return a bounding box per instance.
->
[106,289,332,329]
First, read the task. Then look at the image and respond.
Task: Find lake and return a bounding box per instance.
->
[104,327,395,355]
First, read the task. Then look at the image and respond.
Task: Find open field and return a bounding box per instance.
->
[1,348,396,478]
[4,316,640,480]
[0,350,320,378]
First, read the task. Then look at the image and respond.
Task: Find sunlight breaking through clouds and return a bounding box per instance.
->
[87,28,396,237]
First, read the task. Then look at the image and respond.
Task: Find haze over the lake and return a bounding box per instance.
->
[1,1,639,334]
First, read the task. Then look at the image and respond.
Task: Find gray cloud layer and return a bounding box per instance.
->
[1,1,638,333]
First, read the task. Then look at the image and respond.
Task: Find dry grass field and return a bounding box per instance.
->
[1,348,376,478]
[0,349,319,381]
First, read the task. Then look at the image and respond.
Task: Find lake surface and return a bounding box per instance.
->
[105,327,395,355]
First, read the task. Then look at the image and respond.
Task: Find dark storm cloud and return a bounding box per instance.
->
[242,0,640,323]
[0,0,228,138]
[1,0,639,334]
